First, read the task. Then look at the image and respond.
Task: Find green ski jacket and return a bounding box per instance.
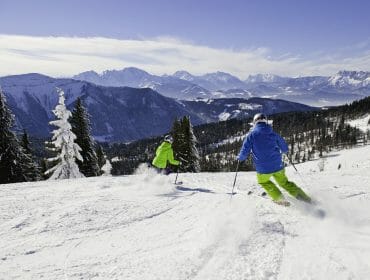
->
[152,141,179,169]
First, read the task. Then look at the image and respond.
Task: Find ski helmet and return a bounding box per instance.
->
[164,135,174,144]
[253,113,267,124]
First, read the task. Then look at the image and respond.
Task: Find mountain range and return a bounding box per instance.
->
[0,73,314,142]
[74,69,370,106]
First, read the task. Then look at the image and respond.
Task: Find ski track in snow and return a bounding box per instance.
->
[1,146,370,279]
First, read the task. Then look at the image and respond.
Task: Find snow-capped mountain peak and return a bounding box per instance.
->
[102,67,151,77]
[73,69,210,99]
[203,71,240,82]
[198,71,246,90]
[71,67,370,106]
[172,70,195,81]
[0,73,54,87]
[244,73,285,84]
[74,67,155,88]
[328,70,370,88]
[172,70,247,91]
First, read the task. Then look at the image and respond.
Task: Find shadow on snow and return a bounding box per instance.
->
[175,186,215,193]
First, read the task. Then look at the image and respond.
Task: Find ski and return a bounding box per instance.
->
[233,188,325,217]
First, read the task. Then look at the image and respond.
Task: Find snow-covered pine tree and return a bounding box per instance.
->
[172,116,200,172]
[45,88,84,180]
[20,130,41,181]
[70,97,100,177]
[0,89,36,183]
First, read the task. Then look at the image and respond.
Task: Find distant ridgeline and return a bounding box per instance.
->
[106,96,370,175]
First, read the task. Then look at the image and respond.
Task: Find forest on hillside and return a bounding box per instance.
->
[107,96,370,175]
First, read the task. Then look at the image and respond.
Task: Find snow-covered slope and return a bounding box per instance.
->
[1,145,370,279]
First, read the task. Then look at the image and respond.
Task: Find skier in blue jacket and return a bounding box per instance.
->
[237,113,311,206]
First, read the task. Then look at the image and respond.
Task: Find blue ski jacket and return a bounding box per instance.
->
[237,123,288,174]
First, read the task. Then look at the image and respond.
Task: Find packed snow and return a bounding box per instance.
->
[1,146,370,279]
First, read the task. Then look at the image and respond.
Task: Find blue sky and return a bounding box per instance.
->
[0,0,369,77]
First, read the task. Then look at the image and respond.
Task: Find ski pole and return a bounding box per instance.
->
[287,156,298,172]
[287,154,311,190]
[174,165,180,184]
[230,160,240,195]
[174,169,179,184]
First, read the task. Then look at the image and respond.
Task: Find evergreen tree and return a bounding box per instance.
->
[172,116,200,172]
[40,158,49,180]
[21,130,32,154]
[70,98,100,177]
[0,90,36,183]
[171,118,182,161]
[184,116,200,172]
[45,88,84,180]
[19,130,41,181]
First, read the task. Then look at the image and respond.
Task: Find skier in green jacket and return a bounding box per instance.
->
[152,135,180,174]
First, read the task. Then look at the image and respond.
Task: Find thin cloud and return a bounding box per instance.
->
[0,34,369,78]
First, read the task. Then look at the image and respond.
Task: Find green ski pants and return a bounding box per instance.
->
[257,169,311,202]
